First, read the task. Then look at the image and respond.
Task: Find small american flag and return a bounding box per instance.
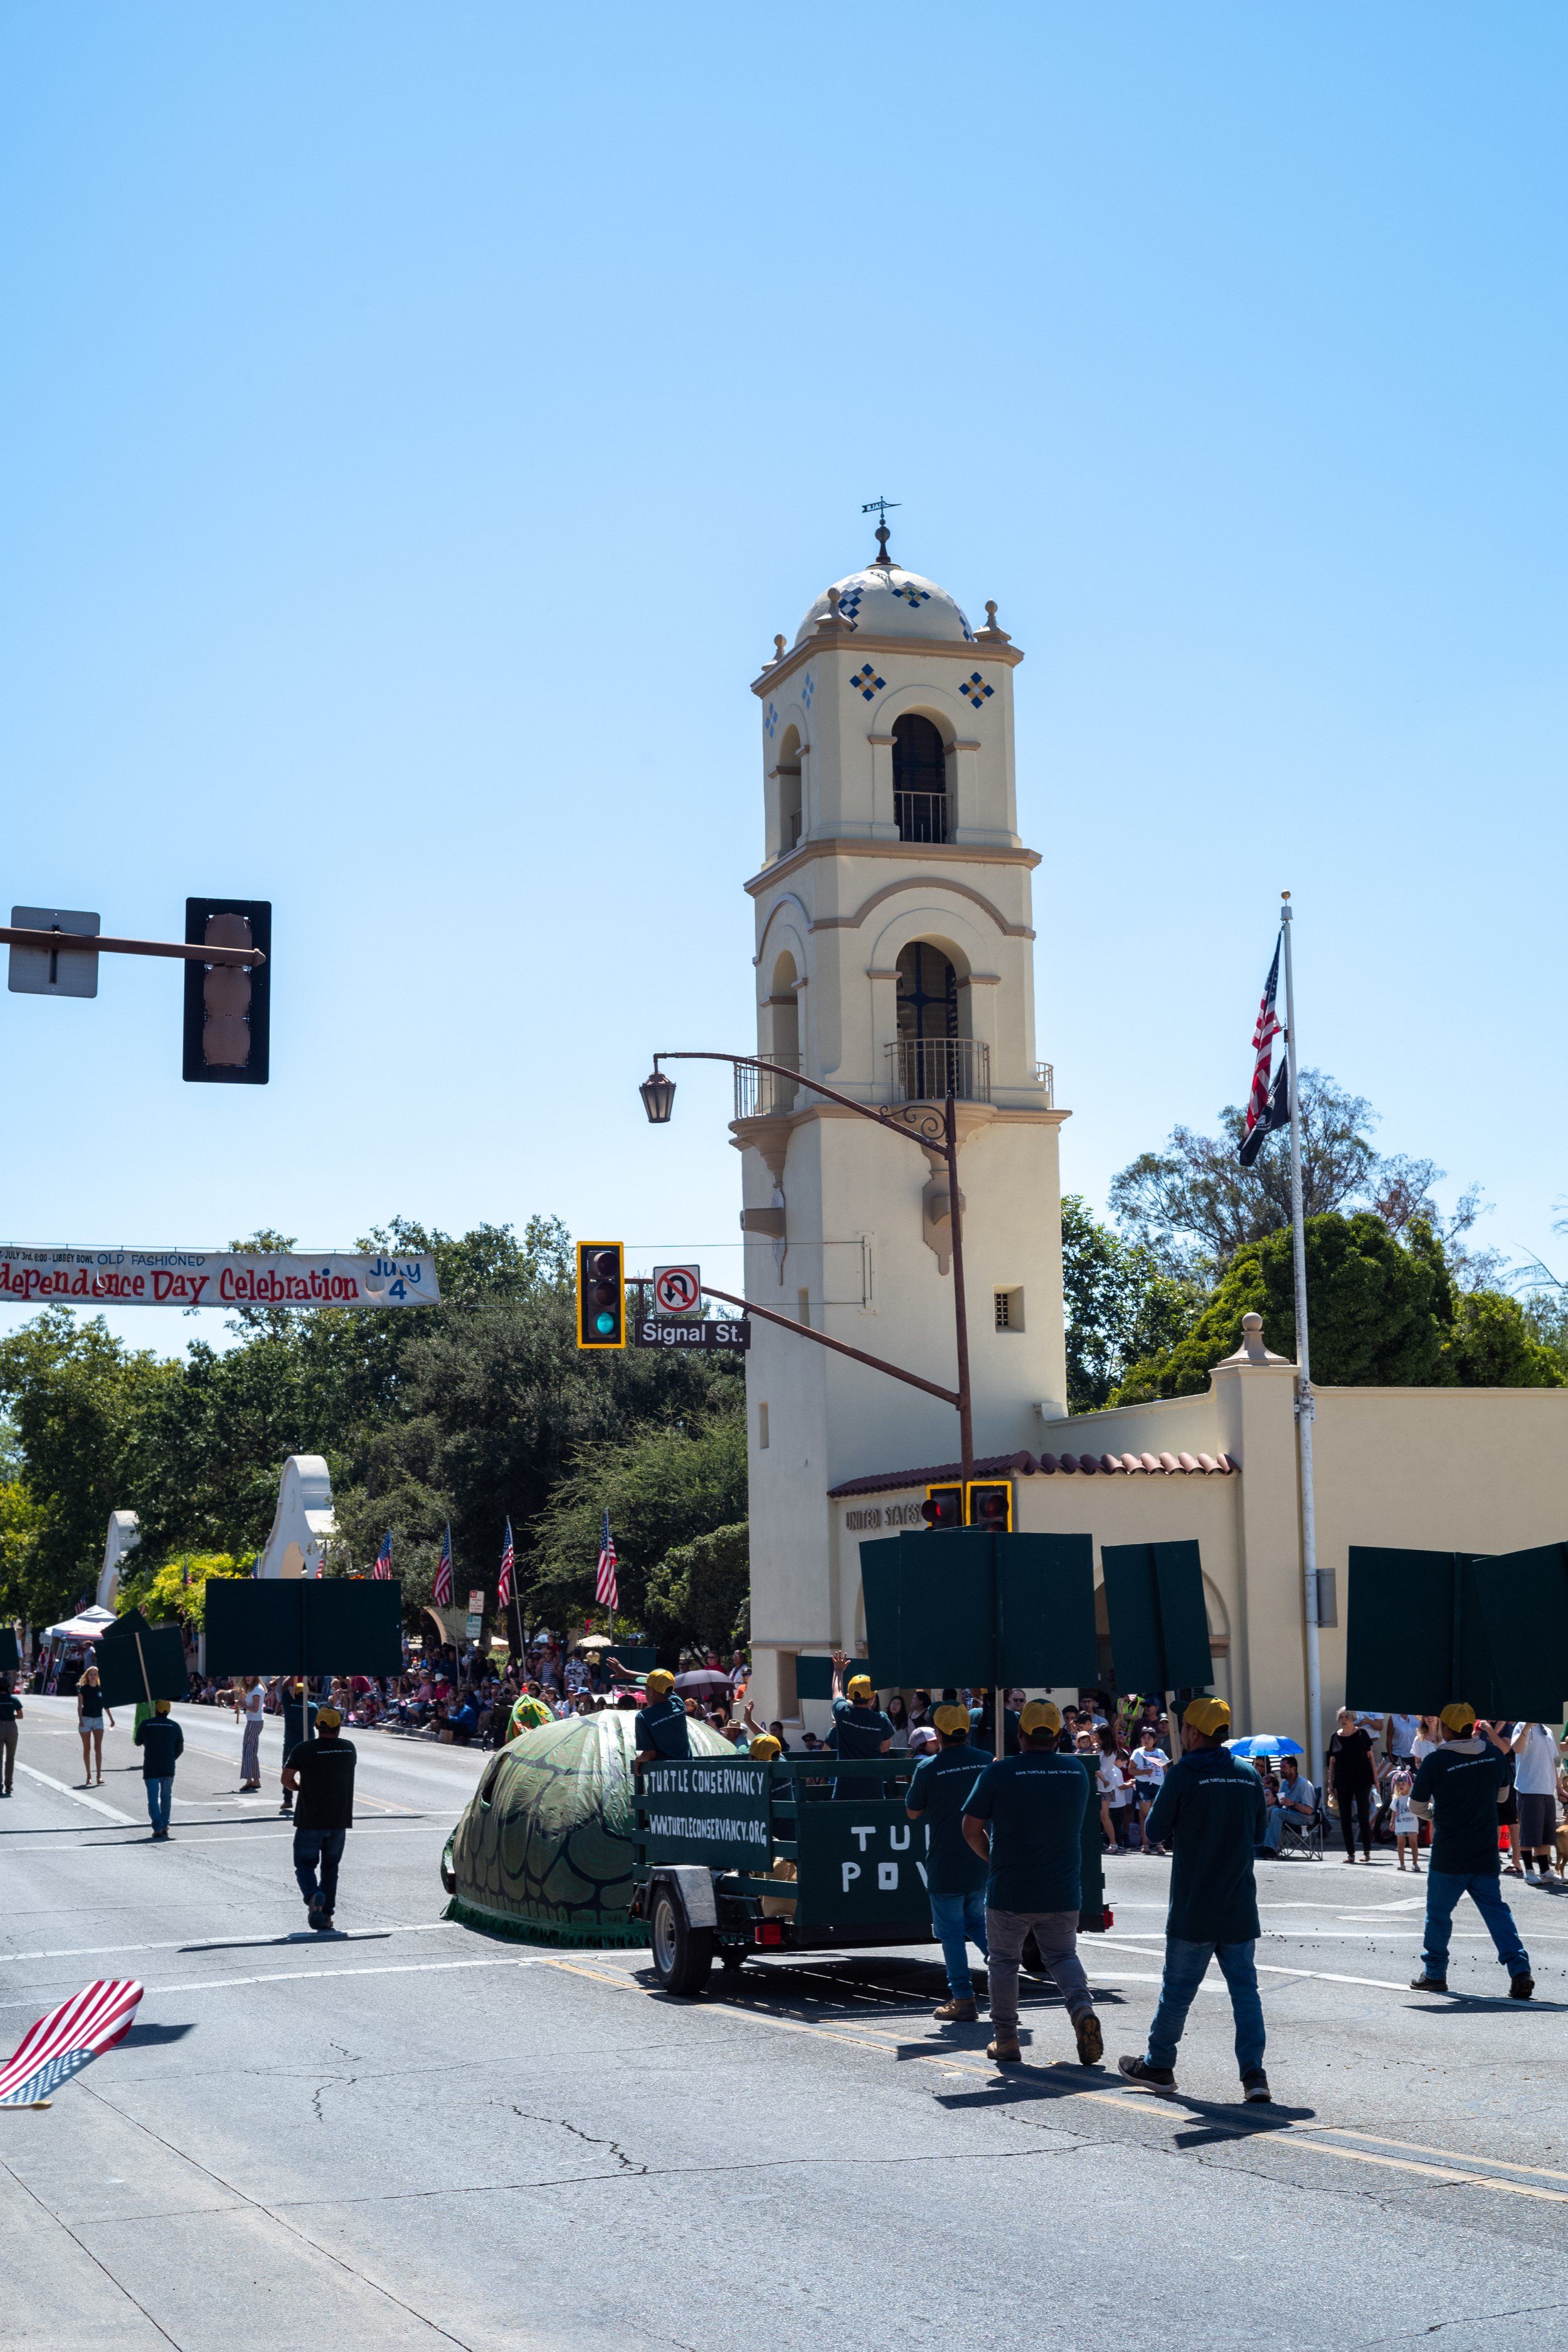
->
[595,1510,618,1613]
[497,1519,514,1607]
[433,1525,453,1608]
[373,1531,393,1581]
[0,1979,143,2107]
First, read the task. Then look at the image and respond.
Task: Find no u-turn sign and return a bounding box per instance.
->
[652,1264,701,1316]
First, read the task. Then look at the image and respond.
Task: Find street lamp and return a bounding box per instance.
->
[638,1049,973,1477]
[638,1069,676,1124]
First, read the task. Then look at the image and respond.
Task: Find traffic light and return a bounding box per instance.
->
[576,1241,626,1350]
[921,1483,964,1530]
[966,1481,1014,1532]
[183,898,270,1084]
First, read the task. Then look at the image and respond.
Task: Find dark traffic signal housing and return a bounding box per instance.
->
[966,1481,1014,1532]
[576,1241,627,1350]
[921,1483,964,1530]
[183,898,270,1083]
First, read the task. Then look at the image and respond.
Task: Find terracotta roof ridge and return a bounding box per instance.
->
[827,1447,1237,1498]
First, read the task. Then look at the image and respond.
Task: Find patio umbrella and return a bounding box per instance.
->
[575,1634,615,1652]
[1225,1734,1304,1758]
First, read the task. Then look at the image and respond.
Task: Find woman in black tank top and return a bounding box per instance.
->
[77,1665,115,1786]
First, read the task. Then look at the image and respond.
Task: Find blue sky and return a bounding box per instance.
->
[1,2,1562,1355]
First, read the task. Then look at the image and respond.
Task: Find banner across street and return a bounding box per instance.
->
[0,1242,441,1308]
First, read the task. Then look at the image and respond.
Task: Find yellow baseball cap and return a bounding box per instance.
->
[1184,1697,1231,1736]
[846,1674,873,1700]
[645,1669,675,1698]
[315,1705,342,1730]
[1020,1700,1062,1736]
[933,1704,971,1734]
[1440,1702,1476,1733]
[750,1734,781,1759]
[154,1698,171,1715]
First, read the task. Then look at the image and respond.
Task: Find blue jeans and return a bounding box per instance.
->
[294,1827,346,1915]
[929,1888,988,1999]
[1422,1870,1528,1979]
[1147,1936,1265,2076]
[145,1776,172,1833]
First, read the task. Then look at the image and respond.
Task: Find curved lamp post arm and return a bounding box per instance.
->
[642,1048,974,1479]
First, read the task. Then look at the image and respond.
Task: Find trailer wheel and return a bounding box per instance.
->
[650,1885,714,1996]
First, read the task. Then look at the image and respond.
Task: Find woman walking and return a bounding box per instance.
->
[0,1672,22,1796]
[77,1663,114,1786]
[236,1674,265,1791]
[1328,1707,1375,1863]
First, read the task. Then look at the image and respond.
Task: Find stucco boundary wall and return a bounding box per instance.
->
[816,1365,1568,1755]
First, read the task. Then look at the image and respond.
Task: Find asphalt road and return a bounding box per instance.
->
[5,1697,1568,2351]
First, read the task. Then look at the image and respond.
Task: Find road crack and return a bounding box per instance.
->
[508,2107,648,2173]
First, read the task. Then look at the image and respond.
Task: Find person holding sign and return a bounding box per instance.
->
[133,1699,184,1840]
[1409,1703,1533,1997]
[1118,1698,1271,2103]
[829,1651,893,1798]
[283,1704,357,1931]
[961,1699,1101,2069]
[906,1703,989,2023]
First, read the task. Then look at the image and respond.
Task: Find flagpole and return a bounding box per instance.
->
[1280,891,1323,1788]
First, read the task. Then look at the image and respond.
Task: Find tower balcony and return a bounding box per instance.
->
[734,1052,801,1119]
[894,789,948,844]
[886,1037,990,1104]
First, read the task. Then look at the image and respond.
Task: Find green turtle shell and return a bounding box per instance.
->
[443,1707,736,1946]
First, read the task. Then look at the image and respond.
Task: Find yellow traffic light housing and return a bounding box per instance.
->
[576,1241,627,1349]
[966,1480,1013,1532]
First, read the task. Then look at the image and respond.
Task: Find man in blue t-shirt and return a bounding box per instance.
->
[1119,1697,1270,2103]
[1410,1703,1532,1997]
[962,1699,1099,2069]
[829,1651,893,1798]
[633,1669,691,1766]
[907,1705,990,2022]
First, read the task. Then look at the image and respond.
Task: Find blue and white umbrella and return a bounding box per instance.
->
[1224,1734,1305,1758]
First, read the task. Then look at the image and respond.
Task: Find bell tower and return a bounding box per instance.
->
[739,527,1069,1722]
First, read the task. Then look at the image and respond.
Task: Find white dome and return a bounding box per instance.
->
[794,564,974,649]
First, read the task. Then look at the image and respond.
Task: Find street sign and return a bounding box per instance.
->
[633,1315,750,1350]
[8,907,99,998]
[652,1264,701,1317]
[466,1587,485,1641]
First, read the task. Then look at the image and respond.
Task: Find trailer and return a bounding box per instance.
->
[632,1748,1109,1996]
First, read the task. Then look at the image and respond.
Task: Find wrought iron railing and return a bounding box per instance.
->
[733,1052,801,1119]
[1035,1061,1054,1105]
[894,790,948,844]
[886,1037,990,1104]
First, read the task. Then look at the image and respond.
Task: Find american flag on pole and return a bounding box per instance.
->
[1239,934,1290,1168]
[433,1524,453,1608]
[373,1531,393,1581]
[595,1511,618,1613]
[497,1519,515,1606]
[0,1979,144,2107]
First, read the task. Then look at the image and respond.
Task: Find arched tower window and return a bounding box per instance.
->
[766,952,800,1112]
[893,715,948,844]
[775,726,803,852]
[892,940,986,1101]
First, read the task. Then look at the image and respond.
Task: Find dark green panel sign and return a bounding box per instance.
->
[792,1803,933,1930]
[1102,1541,1213,1694]
[858,1531,1097,1692]
[1345,1543,1568,1720]
[636,1757,771,1870]
[95,1618,188,1708]
[0,1628,19,1673]
[204,1579,404,1678]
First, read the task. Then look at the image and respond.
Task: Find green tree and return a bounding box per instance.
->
[117,1550,247,1630]
[526,1412,747,1631]
[644,1522,749,1654]
[1439,1291,1564,1388]
[0,1311,176,1623]
[1061,1195,1202,1411]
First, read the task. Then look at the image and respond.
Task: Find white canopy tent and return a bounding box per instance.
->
[42,1605,118,1643]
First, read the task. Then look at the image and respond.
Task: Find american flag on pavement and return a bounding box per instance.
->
[595,1511,618,1613]
[497,1520,515,1607]
[373,1531,393,1581]
[433,1524,453,1608]
[0,1979,143,2107]
[1239,935,1290,1167]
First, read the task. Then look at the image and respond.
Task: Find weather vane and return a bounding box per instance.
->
[861,495,900,568]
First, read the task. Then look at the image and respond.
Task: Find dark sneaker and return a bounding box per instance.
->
[1074,2010,1104,2066]
[1241,2069,1272,2103]
[1118,2054,1176,2094]
[1409,1974,1448,1992]
[987,2037,1023,2066]
[1510,1973,1535,2000]
[934,1998,978,2023]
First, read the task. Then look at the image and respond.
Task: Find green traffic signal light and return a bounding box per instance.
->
[576,1242,626,1350]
